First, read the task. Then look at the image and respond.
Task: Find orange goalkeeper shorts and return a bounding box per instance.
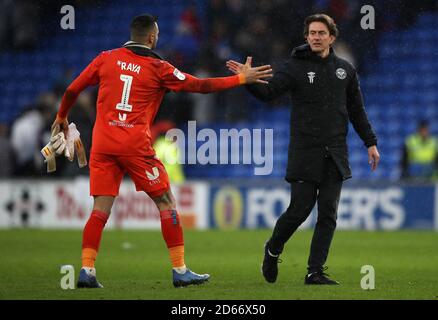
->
[89,153,170,198]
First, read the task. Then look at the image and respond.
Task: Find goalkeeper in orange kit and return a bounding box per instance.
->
[51,13,272,288]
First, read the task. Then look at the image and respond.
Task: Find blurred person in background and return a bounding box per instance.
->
[333,40,356,66]
[151,120,185,184]
[12,0,40,50]
[401,120,438,181]
[190,61,216,124]
[10,106,45,176]
[35,92,65,176]
[0,123,13,177]
[53,67,75,97]
[0,0,14,51]
[60,91,96,177]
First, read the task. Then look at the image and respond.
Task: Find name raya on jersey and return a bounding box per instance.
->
[57,47,241,156]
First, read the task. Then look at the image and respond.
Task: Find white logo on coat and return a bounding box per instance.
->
[307,71,316,83]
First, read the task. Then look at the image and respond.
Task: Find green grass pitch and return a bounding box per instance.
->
[0,229,437,300]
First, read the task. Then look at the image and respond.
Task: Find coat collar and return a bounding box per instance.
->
[122,41,164,60]
[291,44,335,63]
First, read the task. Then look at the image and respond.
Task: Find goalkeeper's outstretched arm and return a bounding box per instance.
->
[161,56,272,94]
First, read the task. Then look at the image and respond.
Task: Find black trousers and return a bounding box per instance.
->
[268,157,343,273]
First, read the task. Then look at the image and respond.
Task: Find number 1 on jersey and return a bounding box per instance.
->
[116,74,133,112]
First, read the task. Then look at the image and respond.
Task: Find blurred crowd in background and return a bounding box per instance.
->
[0,0,437,180]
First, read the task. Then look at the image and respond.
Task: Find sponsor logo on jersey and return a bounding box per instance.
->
[173,68,186,80]
[109,120,134,128]
[119,113,127,122]
[146,167,160,181]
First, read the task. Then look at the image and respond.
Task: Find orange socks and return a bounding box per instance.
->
[169,245,185,268]
[82,248,98,268]
[81,209,186,270]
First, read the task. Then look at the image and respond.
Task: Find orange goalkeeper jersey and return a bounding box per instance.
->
[57,42,242,156]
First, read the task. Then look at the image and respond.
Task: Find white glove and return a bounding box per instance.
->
[41,127,67,173]
[41,122,87,172]
[65,123,81,162]
[50,132,67,156]
[64,123,87,167]
[41,142,56,172]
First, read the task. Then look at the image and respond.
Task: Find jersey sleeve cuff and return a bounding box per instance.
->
[238,74,246,85]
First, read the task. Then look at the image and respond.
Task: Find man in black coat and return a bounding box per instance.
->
[227,14,380,285]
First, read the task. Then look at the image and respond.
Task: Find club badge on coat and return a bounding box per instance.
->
[336,68,347,79]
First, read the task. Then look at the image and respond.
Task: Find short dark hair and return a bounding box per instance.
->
[303,14,339,37]
[130,14,157,38]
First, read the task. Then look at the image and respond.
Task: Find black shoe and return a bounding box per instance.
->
[304,267,339,285]
[261,242,282,283]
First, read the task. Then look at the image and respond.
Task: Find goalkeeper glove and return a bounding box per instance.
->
[41,121,87,172]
